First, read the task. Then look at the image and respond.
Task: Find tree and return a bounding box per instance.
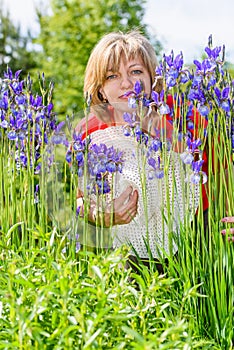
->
[0,7,37,77]
[36,0,162,118]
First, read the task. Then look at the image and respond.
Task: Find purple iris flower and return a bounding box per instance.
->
[207,75,216,89]
[123,125,131,136]
[155,169,164,179]
[20,152,28,167]
[187,120,194,130]
[166,75,176,87]
[134,80,142,95]
[204,46,222,60]
[8,130,17,140]
[106,162,117,172]
[123,80,150,109]
[191,75,203,87]
[128,97,137,109]
[148,156,164,179]
[0,120,8,128]
[221,101,230,112]
[1,67,58,172]
[188,87,205,103]
[123,112,135,126]
[4,68,21,80]
[214,86,231,112]
[190,173,201,184]
[197,103,210,117]
[0,93,9,109]
[9,81,24,94]
[67,134,124,194]
[180,152,194,164]
[149,138,161,152]
[181,137,202,165]
[66,150,72,163]
[186,138,202,152]
[190,159,207,184]
[15,95,26,105]
[180,71,190,84]
[191,159,204,172]
[76,151,84,163]
[193,58,216,76]
[151,90,170,115]
[157,51,190,89]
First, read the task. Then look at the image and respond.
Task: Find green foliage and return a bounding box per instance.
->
[0,7,37,78]
[0,246,217,349]
[35,0,162,118]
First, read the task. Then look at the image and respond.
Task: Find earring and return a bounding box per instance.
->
[98,91,108,103]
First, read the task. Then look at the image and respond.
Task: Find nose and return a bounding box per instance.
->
[120,74,134,90]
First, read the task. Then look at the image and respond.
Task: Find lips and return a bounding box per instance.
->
[119,95,129,100]
[119,91,134,99]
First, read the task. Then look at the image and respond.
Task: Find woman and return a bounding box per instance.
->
[75,31,200,270]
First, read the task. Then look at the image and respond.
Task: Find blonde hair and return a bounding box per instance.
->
[84,30,158,106]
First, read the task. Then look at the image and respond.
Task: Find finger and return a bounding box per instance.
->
[118,206,136,220]
[115,188,138,213]
[115,204,138,225]
[126,205,138,218]
[122,210,137,224]
[221,216,234,223]
[126,189,138,208]
[115,186,133,208]
[131,189,139,201]
[121,186,133,198]
[128,210,137,221]
[221,228,234,235]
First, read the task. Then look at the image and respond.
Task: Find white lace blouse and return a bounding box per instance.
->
[80,125,200,259]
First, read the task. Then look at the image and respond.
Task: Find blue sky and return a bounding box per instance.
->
[5,0,234,64]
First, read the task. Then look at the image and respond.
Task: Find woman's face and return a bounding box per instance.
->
[99,54,152,121]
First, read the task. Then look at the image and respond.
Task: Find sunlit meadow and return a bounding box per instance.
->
[0,37,233,349]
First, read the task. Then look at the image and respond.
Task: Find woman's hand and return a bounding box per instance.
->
[220,216,234,242]
[104,186,138,227]
[77,186,138,227]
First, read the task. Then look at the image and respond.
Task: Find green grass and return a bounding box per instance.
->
[0,244,220,349]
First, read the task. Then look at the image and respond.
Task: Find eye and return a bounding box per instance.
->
[131,69,143,75]
[106,73,118,80]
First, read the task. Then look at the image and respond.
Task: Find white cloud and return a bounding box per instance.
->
[3,0,47,34]
[4,0,234,63]
[145,0,234,63]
